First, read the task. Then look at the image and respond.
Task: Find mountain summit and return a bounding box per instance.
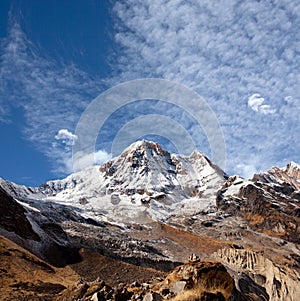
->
[99,140,226,208]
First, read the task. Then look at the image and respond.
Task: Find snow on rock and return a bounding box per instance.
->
[285,161,300,182]
[253,163,300,191]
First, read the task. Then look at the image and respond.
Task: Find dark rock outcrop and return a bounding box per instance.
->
[0,187,40,241]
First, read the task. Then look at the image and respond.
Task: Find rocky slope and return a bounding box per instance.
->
[0,234,169,301]
[217,162,300,244]
[214,162,300,300]
[0,140,300,300]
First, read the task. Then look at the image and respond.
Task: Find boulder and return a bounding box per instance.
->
[143,292,162,301]
[171,281,187,293]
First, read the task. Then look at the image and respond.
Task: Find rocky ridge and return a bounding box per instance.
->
[217,163,300,243]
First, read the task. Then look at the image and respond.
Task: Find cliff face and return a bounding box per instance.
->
[214,247,300,301]
[0,187,40,241]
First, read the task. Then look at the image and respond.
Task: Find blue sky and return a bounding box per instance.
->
[0,0,299,186]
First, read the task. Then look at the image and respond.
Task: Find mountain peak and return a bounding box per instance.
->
[97,140,226,208]
[100,140,172,177]
[285,161,300,180]
[121,140,170,162]
[124,140,167,152]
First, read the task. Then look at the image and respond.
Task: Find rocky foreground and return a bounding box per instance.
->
[70,259,244,301]
[0,235,244,301]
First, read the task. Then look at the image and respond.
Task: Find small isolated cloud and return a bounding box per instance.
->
[248,94,276,114]
[248,94,265,112]
[55,129,78,146]
[54,130,112,173]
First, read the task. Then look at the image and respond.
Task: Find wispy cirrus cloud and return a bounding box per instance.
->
[112,0,300,177]
[0,19,103,175]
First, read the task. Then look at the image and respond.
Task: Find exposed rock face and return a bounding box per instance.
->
[214,165,300,300]
[160,260,242,300]
[214,247,300,301]
[283,162,300,188]
[0,185,83,268]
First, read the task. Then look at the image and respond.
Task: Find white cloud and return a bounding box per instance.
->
[248,93,276,114]
[94,150,112,165]
[259,104,276,115]
[55,129,78,146]
[236,164,258,180]
[248,94,265,112]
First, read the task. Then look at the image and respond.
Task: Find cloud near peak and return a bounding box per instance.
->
[55,129,78,146]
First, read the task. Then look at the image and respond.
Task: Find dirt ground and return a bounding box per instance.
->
[0,235,164,301]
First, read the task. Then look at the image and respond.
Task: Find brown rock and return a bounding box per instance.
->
[85,280,106,297]
[160,260,240,301]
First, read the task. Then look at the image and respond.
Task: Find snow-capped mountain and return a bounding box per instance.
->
[1,140,227,224]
